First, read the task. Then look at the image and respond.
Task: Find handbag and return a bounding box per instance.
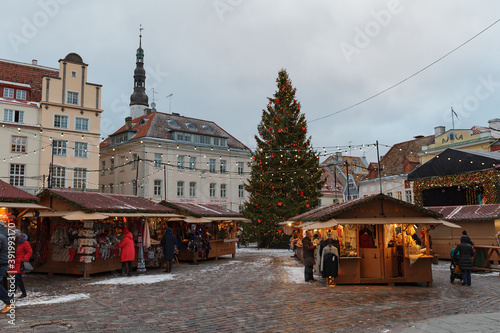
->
[21,260,33,273]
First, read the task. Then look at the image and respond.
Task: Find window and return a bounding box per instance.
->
[189,182,197,198]
[109,159,114,174]
[405,190,412,203]
[209,183,216,198]
[132,153,139,169]
[220,184,227,198]
[167,119,179,127]
[73,168,87,189]
[195,135,211,144]
[154,180,162,196]
[71,71,77,77]
[66,91,79,105]
[185,123,197,130]
[52,166,66,188]
[220,160,226,173]
[9,164,25,186]
[396,191,402,200]
[203,125,213,132]
[109,184,114,193]
[177,181,184,197]
[132,180,137,195]
[3,88,14,98]
[4,109,24,123]
[75,117,89,131]
[11,136,26,153]
[52,140,67,156]
[387,192,393,197]
[54,114,68,128]
[16,90,26,100]
[154,153,162,168]
[74,142,88,158]
[101,161,106,175]
[100,184,105,193]
[237,162,244,175]
[209,159,216,173]
[238,184,244,198]
[189,157,196,170]
[176,132,184,141]
[177,155,184,170]
[184,133,191,142]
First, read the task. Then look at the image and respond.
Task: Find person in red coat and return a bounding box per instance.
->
[13,230,33,298]
[117,226,135,276]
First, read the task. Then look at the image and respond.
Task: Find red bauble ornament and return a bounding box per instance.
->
[306,204,310,208]
[302,127,306,131]
[276,99,279,103]
[298,148,301,152]
[278,202,282,206]
[300,191,304,196]
[272,186,275,190]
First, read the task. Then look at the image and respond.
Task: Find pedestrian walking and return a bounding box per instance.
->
[117,226,135,277]
[453,235,475,286]
[302,230,316,282]
[0,221,15,313]
[461,230,475,246]
[161,227,176,273]
[13,229,32,299]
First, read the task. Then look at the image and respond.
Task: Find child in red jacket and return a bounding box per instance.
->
[13,230,33,298]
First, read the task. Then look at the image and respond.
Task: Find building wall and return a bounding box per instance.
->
[359,175,413,203]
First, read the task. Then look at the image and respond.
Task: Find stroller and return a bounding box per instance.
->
[450,247,462,283]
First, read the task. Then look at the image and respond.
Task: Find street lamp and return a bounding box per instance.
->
[166,93,173,113]
[48,138,54,188]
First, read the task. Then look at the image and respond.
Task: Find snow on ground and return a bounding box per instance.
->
[89,273,176,285]
[282,266,308,284]
[236,247,294,258]
[16,293,90,307]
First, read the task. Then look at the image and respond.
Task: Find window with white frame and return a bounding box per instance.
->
[52,140,67,156]
[73,168,87,189]
[220,183,227,198]
[9,164,25,186]
[177,155,184,170]
[154,153,162,168]
[109,184,114,193]
[54,114,68,128]
[238,184,244,198]
[396,191,402,200]
[209,183,216,198]
[405,190,412,203]
[209,159,216,173]
[184,133,191,142]
[66,91,79,105]
[4,109,24,123]
[237,162,244,175]
[11,136,26,153]
[154,180,162,196]
[189,181,197,198]
[189,157,196,170]
[177,181,184,197]
[220,160,226,173]
[109,158,114,173]
[75,117,89,131]
[101,161,106,175]
[16,90,27,100]
[3,88,14,98]
[52,166,66,188]
[74,142,88,158]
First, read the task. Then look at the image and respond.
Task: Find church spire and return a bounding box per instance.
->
[130,24,149,118]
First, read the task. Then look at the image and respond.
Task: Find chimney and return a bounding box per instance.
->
[434,126,445,137]
[125,117,132,130]
[32,59,38,65]
[335,151,342,161]
[144,108,152,115]
[488,118,500,130]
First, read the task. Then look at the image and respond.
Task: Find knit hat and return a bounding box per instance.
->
[122,226,129,234]
[462,230,467,235]
[14,229,21,237]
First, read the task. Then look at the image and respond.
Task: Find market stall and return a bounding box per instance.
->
[34,189,182,277]
[290,193,460,287]
[160,201,249,263]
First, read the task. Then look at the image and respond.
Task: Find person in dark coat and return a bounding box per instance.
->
[302,231,316,282]
[461,230,475,246]
[161,227,177,273]
[453,237,475,286]
[117,226,135,276]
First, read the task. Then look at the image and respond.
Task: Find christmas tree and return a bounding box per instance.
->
[243,69,323,247]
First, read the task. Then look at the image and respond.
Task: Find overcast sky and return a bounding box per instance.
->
[2,0,499,162]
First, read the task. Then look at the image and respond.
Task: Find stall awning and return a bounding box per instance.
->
[62,211,109,221]
[182,216,212,223]
[0,202,49,209]
[207,217,251,222]
[103,213,184,218]
[301,219,337,231]
[332,217,461,228]
[39,211,71,217]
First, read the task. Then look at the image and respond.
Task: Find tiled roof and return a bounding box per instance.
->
[320,167,343,196]
[38,189,174,213]
[0,180,40,203]
[471,126,489,135]
[427,204,500,221]
[160,201,243,218]
[100,111,250,151]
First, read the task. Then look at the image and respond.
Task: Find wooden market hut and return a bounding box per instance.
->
[290,193,460,287]
[160,201,249,262]
[34,189,182,277]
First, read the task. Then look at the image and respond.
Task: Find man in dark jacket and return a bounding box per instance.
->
[302,231,316,282]
[461,230,474,246]
[453,236,475,286]
[0,221,15,313]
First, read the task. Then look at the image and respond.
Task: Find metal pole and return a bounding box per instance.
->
[376,140,382,193]
[136,217,146,272]
[48,141,54,188]
[135,156,140,195]
[345,160,350,200]
[163,164,167,200]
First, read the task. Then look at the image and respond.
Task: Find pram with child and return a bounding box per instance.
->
[449,247,462,283]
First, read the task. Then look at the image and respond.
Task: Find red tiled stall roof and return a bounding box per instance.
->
[0,180,40,203]
[160,201,243,218]
[38,189,174,213]
[291,193,441,222]
[427,204,500,221]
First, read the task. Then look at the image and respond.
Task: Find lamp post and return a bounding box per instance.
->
[166,93,173,113]
[48,138,54,188]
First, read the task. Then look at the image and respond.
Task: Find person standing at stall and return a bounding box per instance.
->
[13,230,32,298]
[161,227,177,273]
[117,226,135,277]
[453,236,475,286]
[302,230,316,282]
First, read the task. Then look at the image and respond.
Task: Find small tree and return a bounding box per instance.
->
[243,69,323,247]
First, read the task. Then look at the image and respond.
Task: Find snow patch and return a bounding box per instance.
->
[89,274,176,285]
[16,293,90,307]
[283,266,308,284]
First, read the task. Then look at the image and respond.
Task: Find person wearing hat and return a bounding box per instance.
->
[117,226,135,276]
[161,227,177,273]
[461,230,475,246]
[302,230,316,282]
[0,221,15,313]
[12,229,33,299]
[453,233,475,286]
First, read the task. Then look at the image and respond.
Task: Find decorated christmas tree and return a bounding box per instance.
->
[243,69,323,247]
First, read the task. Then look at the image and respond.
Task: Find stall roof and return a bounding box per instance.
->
[160,201,247,220]
[0,202,49,209]
[408,148,500,180]
[38,189,175,214]
[427,204,500,221]
[301,217,460,230]
[0,179,41,204]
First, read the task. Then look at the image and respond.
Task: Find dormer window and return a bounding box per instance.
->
[203,125,213,132]
[167,119,179,127]
[139,118,147,125]
[3,88,14,98]
[185,123,197,131]
[16,90,26,100]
